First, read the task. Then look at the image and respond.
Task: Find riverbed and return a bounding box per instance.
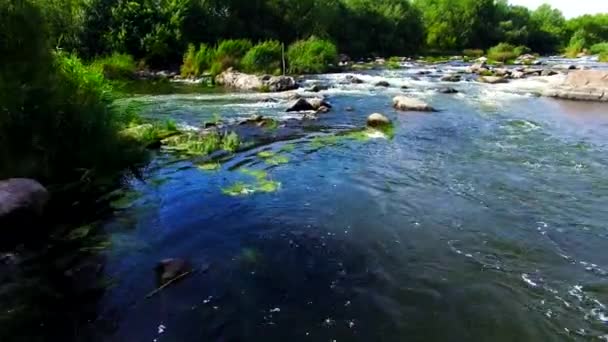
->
[25,58,608,341]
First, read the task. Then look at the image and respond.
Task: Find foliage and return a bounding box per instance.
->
[215,39,253,69]
[90,53,137,80]
[589,42,608,55]
[287,37,338,74]
[599,52,608,63]
[241,40,283,74]
[0,0,142,183]
[181,43,215,77]
[463,49,484,58]
[487,43,518,62]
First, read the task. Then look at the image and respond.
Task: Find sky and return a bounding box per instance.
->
[508,0,608,18]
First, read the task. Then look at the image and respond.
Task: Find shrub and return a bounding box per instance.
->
[565,30,587,58]
[600,52,608,62]
[287,37,338,74]
[513,45,531,56]
[463,49,484,58]
[180,43,215,77]
[590,42,608,55]
[90,53,137,80]
[487,43,518,62]
[0,0,142,184]
[215,39,253,68]
[241,40,283,74]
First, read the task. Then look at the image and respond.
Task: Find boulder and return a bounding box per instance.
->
[286,98,332,112]
[344,75,364,84]
[523,68,543,76]
[553,64,576,71]
[469,61,488,74]
[440,74,462,82]
[392,96,435,112]
[155,258,192,285]
[215,68,298,92]
[367,113,391,128]
[493,68,511,77]
[478,76,508,84]
[511,71,525,79]
[0,179,49,241]
[375,81,390,87]
[544,70,608,102]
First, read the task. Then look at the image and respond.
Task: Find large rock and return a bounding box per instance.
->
[375,80,390,87]
[343,75,364,84]
[215,68,297,92]
[367,113,391,128]
[0,178,49,240]
[392,96,435,112]
[286,98,332,112]
[469,61,488,74]
[544,70,608,102]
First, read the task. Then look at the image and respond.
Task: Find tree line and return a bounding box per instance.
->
[37,0,608,67]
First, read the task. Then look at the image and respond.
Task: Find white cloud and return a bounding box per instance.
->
[508,0,608,18]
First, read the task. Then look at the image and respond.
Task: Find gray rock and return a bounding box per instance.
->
[215,68,297,92]
[286,98,332,112]
[511,71,525,79]
[307,84,329,92]
[437,87,458,94]
[493,68,511,77]
[375,81,390,87]
[541,70,558,77]
[469,61,488,74]
[0,178,49,223]
[367,113,391,128]
[478,76,508,84]
[544,70,608,102]
[344,75,364,84]
[440,74,462,82]
[392,96,435,112]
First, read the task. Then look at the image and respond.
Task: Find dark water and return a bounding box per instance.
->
[52,64,608,341]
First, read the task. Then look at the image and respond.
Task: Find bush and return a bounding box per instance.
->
[90,53,137,80]
[241,40,283,74]
[565,30,587,58]
[180,43,215,77]
[600,52,608,62]
[215,39,252,68]
[0,1,142,184]
[463,49,484,58]
[487,43,518,62]
[287,37,338,74]
[513,45,531,56]
[590,42,608,55]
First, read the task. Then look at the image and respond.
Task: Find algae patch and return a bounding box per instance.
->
[197,161,221,171]
[222,168,281,196]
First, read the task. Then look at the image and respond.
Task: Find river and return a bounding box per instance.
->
[17,59,608,341]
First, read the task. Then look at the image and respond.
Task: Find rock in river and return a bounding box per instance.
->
[478,76,508,84]
[286,98,332,112]
[544,70,608,102]
[392,96,435,112]
[215,68,297,92]
[156,258,192,285]
[367,113,391,128]
[440,74,462,82]
[375,81,390,87]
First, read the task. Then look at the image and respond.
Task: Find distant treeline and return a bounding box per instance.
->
[36,0,608,67]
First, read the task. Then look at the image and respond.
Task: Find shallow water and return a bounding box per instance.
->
[86,61,608,341]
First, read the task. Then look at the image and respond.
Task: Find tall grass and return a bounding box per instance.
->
[241,40,283,74]
[180,43,215,77]
[487,43,519,62]
[215,39,253,69]
[90,53,136,80]
[287,37,338,74]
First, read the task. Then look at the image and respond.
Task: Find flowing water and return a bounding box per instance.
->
[27,59,608,341]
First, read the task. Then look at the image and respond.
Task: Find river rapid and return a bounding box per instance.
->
[47,58,608,341]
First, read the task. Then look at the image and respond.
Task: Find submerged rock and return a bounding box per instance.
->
[437,87,458,94]
[155,258,192,285]
[544,70,608,102]
[215,68,298,92]
[307,84,329,92]
[392,96,435,112]
[286,98,332,112]
[478,76,508,84]
[343,75,364,84]
[375,81,390,87]
[367,113,391,128]
[440,74,462,82]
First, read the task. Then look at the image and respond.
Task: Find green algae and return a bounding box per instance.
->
[257,150,276,159]
[197,161,221,171]
[265,155,289,166]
